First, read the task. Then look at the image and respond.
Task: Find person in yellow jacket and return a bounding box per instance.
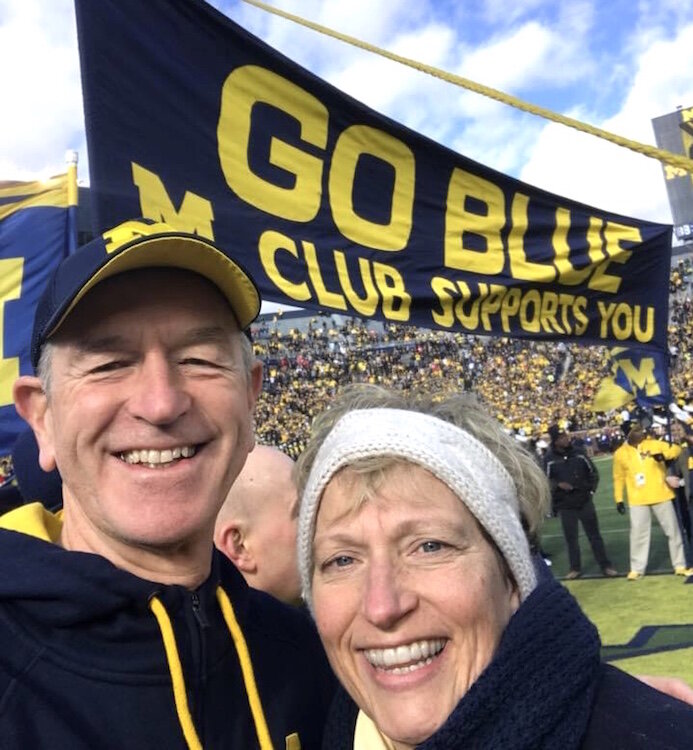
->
[613,424,693,580]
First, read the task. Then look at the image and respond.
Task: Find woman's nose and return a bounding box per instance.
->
[361,560,417,629]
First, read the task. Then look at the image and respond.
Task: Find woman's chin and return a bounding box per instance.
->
[365,688,453,748]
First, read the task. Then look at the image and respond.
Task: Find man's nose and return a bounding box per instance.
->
[361,558,417,630]
[127,353,191,425]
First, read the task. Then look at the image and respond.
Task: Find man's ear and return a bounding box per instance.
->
[13,375,57,472]
[215,523,257,574]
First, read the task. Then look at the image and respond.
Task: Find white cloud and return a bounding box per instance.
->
[0,0,86,180]
[519,22,693,222]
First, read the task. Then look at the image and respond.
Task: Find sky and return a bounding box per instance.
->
[1,0,693,229]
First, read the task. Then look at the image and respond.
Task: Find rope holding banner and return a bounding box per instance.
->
[240,0,693,175]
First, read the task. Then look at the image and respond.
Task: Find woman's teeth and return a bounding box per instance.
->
[364,639,445,673]
[119,446,196,467]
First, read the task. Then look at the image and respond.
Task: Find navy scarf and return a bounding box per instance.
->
[323,579,602,750]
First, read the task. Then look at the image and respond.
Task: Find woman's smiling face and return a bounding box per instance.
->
[311,464,520,749]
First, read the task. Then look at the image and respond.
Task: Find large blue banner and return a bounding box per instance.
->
[0,174,75,454]
[76,0,672,352]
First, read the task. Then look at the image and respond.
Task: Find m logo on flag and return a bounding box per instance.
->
[592,346,670,412]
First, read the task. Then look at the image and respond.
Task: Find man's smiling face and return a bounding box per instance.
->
[35,268,261,556]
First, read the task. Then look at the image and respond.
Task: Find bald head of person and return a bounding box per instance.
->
[214,444,301,605]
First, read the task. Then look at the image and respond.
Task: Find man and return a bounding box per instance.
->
[613,423,693,580]
[215,444,302,605]
[0,219,335,749]
[545,425,617,579]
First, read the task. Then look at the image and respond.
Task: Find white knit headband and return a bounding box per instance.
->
[298,408,537,611]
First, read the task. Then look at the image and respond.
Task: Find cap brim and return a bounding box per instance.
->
[49,234,260,338]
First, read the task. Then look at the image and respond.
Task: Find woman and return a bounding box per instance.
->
[295,384,693,749]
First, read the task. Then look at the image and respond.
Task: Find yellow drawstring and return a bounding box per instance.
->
[216,587,274,750]
[149,589,275,750]
[149,596,203,750]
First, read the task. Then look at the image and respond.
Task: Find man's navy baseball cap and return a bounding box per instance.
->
[31,218,261,368]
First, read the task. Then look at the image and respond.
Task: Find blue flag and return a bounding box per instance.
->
[0,173,77,455]
[592,346,671,412]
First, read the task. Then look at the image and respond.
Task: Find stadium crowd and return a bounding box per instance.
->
[252,256,693,459]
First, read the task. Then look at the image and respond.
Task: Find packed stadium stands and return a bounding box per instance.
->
[252,256,693,458]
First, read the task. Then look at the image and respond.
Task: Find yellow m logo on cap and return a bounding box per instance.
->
[102,220,174,255]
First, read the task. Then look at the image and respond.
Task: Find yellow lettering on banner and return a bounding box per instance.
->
[597,301,616,338]
[588,222,638,293]
[519,289,541,333]
[373,262,411,321]
[586,217,605,264]
[558,293,576,333]
[453,282,480,331]
[573,296,589,335]
[302,241,347,310]
[633,306,654,342]
[500,288,522,332]
[259,230,410,321]
[588,265,620,294]
[258,230,311,302]
[539,291,563,333]
[508,192,556,283]
[611,302,633,340]
[430,276,457,327]
[619,357,661,397]
[329,125,414,251]
[479,284,506,331]
[131,163,214,239]
[0,258,24,407]
[218,65,328,222]
[553,207,591,285]
[444,169,505,275]
[597,301,654,342]
[334,251,379,316]
[430,280,592,337]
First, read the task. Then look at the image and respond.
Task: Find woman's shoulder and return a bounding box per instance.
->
[581,664,693,749]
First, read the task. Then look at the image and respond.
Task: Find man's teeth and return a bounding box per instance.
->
[364,639,445,673]
[120,446,196,466]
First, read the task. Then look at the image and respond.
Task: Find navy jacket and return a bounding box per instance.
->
[0,503,336,749]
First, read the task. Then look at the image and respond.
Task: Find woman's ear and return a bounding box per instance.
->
[13,376,57,472]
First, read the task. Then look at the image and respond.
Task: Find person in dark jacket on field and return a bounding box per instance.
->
[0,220,336,749]
[545,425,618,579]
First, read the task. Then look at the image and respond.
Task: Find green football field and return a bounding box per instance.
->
[542,455,693,683]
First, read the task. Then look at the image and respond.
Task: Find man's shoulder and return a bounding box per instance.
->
[582,664,693,748]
